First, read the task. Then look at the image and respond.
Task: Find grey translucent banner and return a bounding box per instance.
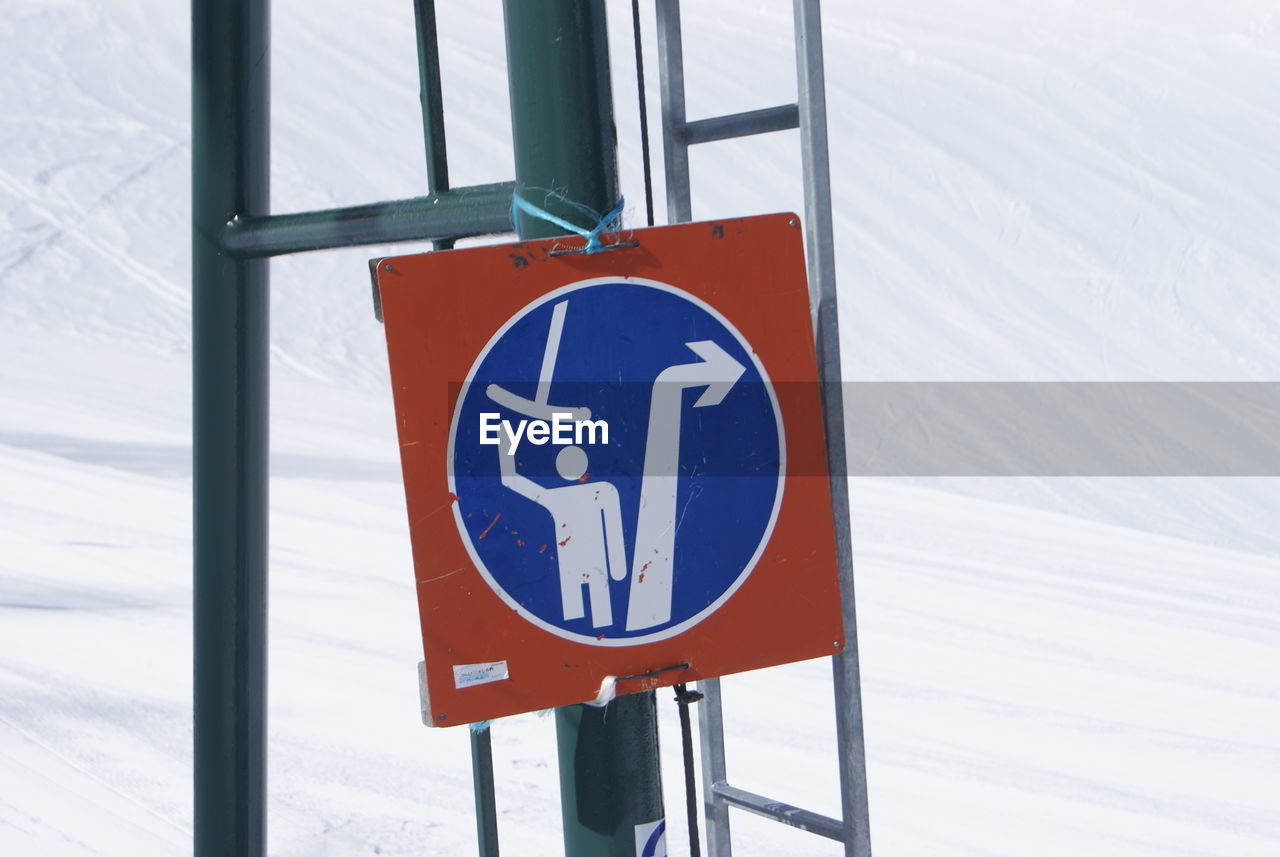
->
[846,383,1280,476]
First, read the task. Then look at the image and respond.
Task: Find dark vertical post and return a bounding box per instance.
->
[414,10,496,851]
[192,2,270,856]
[470,724,501,857]
[413,0,449,194]
[502,3,665,856]
[412,0,455,252]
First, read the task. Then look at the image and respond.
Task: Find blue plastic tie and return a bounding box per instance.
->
[512,189,626,254]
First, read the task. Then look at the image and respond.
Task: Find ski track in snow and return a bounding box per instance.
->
[3,0,1279,855]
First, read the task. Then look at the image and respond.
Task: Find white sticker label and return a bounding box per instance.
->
[634,819,667,857]
[452,660,509,689]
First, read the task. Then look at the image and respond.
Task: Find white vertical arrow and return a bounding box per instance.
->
[625,340,746,631]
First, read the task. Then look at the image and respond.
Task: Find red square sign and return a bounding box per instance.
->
[375,213,844,726]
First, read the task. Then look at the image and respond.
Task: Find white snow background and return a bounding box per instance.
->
[2,0,1278,855]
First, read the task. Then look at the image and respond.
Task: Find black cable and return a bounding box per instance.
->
[631,0,656,227]
[674,683,704,857]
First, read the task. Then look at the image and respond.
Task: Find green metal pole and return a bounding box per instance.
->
[504,0,620,237]
[192,1,270,856]
[470,724,501,857]
[554,695,665,857]
[412,0,456,252]
[502,3,665,856]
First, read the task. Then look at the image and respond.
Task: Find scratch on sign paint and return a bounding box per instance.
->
[478,513,502,540]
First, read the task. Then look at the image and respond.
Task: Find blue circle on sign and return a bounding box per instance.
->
[448,278,784,646]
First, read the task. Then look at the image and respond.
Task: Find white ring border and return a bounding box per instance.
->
[446,276,786,648]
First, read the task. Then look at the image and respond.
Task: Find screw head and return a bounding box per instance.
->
[384,263,393,272]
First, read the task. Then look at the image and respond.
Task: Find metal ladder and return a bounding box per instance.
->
[652,2,873,856]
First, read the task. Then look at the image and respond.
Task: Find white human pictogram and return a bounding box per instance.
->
[497,437,627,627]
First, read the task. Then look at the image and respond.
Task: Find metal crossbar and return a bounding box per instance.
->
[653,2,873,856]
[221,182,515,258]
[714,784,845,841]
[681,104,800,145]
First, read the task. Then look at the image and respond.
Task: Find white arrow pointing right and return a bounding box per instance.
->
[625,340,746,631]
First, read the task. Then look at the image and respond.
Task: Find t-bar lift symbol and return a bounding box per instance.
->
[487,299,745,631]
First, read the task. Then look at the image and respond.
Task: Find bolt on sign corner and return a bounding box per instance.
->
[375,213,843,726]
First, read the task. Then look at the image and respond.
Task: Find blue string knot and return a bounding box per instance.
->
[512,188,626,255]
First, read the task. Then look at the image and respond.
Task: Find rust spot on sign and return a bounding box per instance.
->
[478,513,501,539]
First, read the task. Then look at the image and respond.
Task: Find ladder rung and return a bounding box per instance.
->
[712,783,845,842]
[681,104,799,145]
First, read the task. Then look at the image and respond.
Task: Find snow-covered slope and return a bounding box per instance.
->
[2,0,1278,855]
